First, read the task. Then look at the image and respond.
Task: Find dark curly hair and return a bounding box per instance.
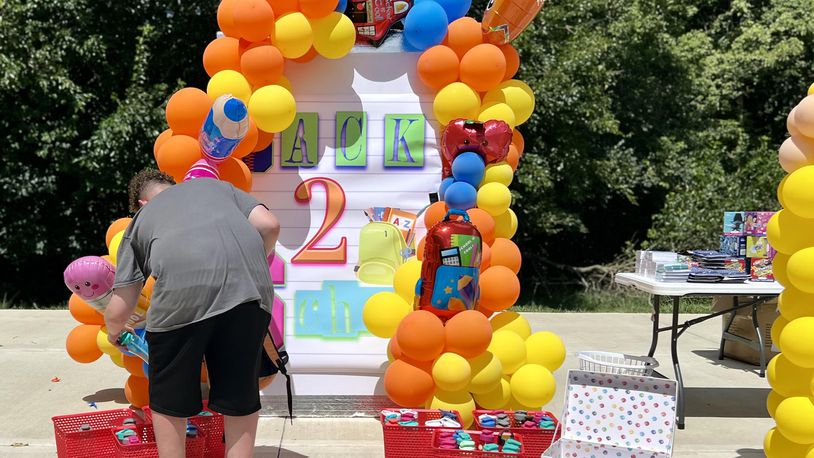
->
[128,168,176,213]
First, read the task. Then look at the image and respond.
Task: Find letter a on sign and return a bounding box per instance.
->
[281,113,318,167]
[384,114,424,168]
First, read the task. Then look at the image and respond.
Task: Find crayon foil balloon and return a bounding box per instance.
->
[441,119,513,178]
[63,256,116,312]
[482,0,545,44]
[183,159,221,182]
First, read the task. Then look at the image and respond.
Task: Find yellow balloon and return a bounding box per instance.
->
[783,165,814,218]
[207,70,252,103]
[778,174,788,208]
[788,248,814,294]
[96,327,118,356]
[427,389,476,428]
[764,427,812,457]
[311,12,355,59]
[473,377,511,409]
[482,162,514,187]
[768,390,785,419]
[776,396,814,444]
[249,85,297,133]
[477,182,512,216]
[773,252,791,287]
[432,353,472,392]
[273,13,313,59]
[483,80,535,125]
[767,354,814,397]
[781,317,814,368]
[478,102,516,129]
[771,316,789,353]
[362,292,412,338]
[108,230,125,265]
[809,83,814,96]
[525,331,566,372]
[433,82,481,126]
[487,330,527,374]
[510,363,556,407]
[493,208,518,239]
[767,209,814,254]
[393,258,422,303]
[109,351,125,368]
[509,392,541,410]
[779,288,814,321]
[490,311,531,339]
[467,351,503,394]
[276,76,293,92]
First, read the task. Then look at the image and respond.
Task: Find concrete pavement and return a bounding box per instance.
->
[0,310,771,457]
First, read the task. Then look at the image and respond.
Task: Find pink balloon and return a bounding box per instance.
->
[779,136,814,173]
[788,106,801,137]
[794,96,814,137]
[63,256,115,311]
[183,158,220,182]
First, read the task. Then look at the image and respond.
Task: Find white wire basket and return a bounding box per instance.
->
[577,351,659,376]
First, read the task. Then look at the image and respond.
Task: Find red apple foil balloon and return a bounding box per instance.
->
[417,209,482,322]
[441,119,513,178]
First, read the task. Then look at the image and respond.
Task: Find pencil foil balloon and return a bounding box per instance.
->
[63,256,116,312]
[482,0,544,44]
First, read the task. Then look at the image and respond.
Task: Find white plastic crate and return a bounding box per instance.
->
[577,351,659,376]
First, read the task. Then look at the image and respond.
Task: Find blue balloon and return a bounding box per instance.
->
[335,0,348,13]
[142,362,150,379]
[403,2,449,51]
[452,152,486,186]
[439,177,456,200]
[435,0,471,22]
[444,181,477,210]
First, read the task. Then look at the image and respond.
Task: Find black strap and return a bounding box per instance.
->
[263,330,294,423]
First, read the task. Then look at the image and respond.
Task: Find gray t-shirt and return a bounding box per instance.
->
[114,179,273,332]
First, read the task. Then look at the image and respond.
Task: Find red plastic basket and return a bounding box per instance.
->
[143,401,225,457]
[472,410,558,458]
[431,429,525,457]
[113,424,205,458]
[380,409,464,458]
[52,409,145,458]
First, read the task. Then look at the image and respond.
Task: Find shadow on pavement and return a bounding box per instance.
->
[685,387,770,418]
[734,449,765,457]
[254,446,308,457]
[692,349,766,376]
[82,388,128,404]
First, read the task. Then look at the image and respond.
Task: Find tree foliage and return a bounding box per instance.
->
[1,0,812,304]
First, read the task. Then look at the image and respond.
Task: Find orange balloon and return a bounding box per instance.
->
[203,37,242,77]
[124,375,150,408]
[106,218,132,247]
[512,129,524,154]
[417,237,427,261]
[123,355,147,378]
[500,44,520,80]
[156,135,202,182]
[233,0,276,42]
[479,266,520,312]
[300,0,339,18]
[490,238,521,273]
[384,359,436,407]
[506,144,520,170]
[232,120,260,159]
[293,46,319,63]
[446,17,484,58]
[444,310,493,358]
[217,0,241,38]
[142,276,156,300]
[253,129,274,152]
[396,310,445,361]
[476,306,495,318]
[219,156,253,192]
[69,294,105,325]
[467,208,496,245]
[165,88,212,137]
[460,44,506,92]
[201,362,209,383]
[241,44,285,87]
[267,0,298,15]
[66,325,103,363]
[417,45,460,90]
[424,201,449,229]
[481,242,492,272]
[153,129,173,160]
[389,336,433,371]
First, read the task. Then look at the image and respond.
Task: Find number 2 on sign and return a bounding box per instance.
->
[291,177,348,264]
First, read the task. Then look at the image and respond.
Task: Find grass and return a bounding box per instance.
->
[514,289,713,314]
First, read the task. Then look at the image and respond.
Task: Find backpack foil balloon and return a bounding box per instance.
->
[441,119,513,178]
[482,0,545,44]
[417,209,482,321]
[63,256,116,312]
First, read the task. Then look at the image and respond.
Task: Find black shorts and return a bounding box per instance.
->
[146,301,271,418]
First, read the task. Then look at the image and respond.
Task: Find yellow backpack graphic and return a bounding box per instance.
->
[355,221,409,285]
